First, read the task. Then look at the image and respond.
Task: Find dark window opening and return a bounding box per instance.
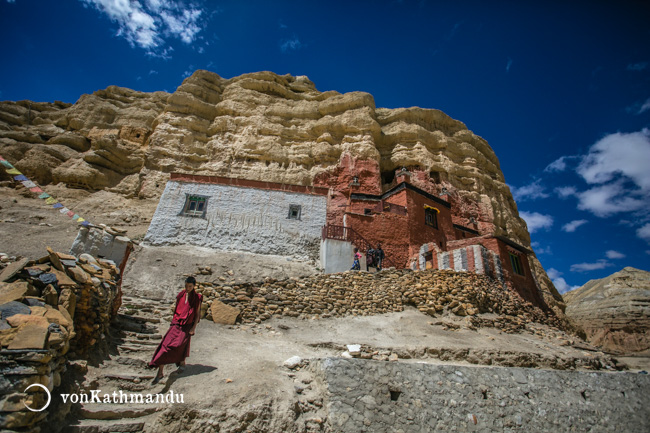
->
[364,208,372,215]
[135,133,141,138]
[288,204,302,220]
[509,253,525,276]
[425,208,438,229]
[390,390,401,401]
[381,170,396,186]
[182,195,208,218]
[429,171,441,183]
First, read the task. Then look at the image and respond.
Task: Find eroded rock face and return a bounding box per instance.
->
[0,70,562,303]
[564,267,650,354]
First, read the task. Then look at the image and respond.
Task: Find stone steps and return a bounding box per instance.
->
[124,338,159,346]
[103,372,156,382]
[114,356,149,369]
[78,404,160,420]
[116,313,161,324]
[112,320,159,335]
[62,296,170,431]
[62,419,146,433]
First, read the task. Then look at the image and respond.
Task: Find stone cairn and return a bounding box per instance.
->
[0,248,121,432]
[199,269,567,333]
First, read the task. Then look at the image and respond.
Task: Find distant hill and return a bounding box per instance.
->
[564,267,650,354]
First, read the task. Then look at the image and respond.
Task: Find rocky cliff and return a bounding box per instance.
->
[0,70,562,310]
[564,267,650,354]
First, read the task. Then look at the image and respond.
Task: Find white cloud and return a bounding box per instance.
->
[280,38,302,52]
[570,260,612,272]
[637,223,650,243]
[182,65,195,78]
[160,7,203,44]
[531,242,551,254]
[81,0,205,57]
[562,219,588,233]
[520,211,553,233]
[555,186,577,199]
[577,129,650,190]
[545,157,567,172]
[510,180,548,202]
[576,181,646,217]
[605,250,625,259]
[545,155,579,173]
[547,268,579,294]
[149,70,158,75]
[506,58,513,73]
[638,98,650,115]
[627,62,648,71]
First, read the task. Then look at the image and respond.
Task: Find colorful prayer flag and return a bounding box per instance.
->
[1,160,13,168]
[81,221,90,227]
[72,214,80,220]
[14,175,28,181]
[21,180,37,188]
[77,218,85,223]
[45,197,58,205]
[30,187,43,193]
[39,192,51,199]
[6,168,21,175]
[67,211,75,217]
[60,207,70,214]
[52,203,64,209]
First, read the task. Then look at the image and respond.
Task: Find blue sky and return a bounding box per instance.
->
[1,0,649,292]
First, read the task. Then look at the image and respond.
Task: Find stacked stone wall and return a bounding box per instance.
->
[0,249,121,431]
[197,269,566,333]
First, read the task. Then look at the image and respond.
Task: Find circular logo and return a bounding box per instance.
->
[23,383,51,412]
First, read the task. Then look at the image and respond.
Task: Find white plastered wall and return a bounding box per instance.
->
[144,181,328,261]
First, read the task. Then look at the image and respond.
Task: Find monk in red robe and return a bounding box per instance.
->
[149,276,203,384]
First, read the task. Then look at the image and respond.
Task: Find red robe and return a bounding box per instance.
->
[148,290,203,367]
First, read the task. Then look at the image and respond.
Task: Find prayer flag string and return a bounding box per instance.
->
[0,154,92,226]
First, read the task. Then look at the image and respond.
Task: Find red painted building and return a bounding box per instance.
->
[322,168,546,310]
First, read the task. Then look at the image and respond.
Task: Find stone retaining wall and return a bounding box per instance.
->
[312,358,650,432]
[198,269,566,332]
[0,249,121,432]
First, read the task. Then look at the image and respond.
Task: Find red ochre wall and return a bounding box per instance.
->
[405,188,453,257]
[313,155,382,226]
[485,238,543,308]
[446,236,544,309]
[345,212,410,268]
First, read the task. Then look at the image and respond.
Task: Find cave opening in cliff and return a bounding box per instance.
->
[381,170,396,187]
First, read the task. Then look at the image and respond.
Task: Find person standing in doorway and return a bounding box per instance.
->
[149,276,203,384]
[351,248,362,270]
[376,243,385,271]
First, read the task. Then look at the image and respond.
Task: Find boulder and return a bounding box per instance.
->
[210,301,240,325]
